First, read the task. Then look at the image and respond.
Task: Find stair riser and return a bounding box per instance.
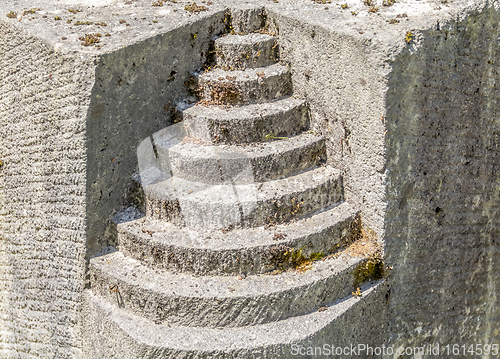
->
[145,175,344,230]
[118,211,360,275]
[183,101,310,144]
[216,37,278,70]
[82,282,385,359]
[166,139,326,185]
[89,258,361,328]
[199,71,292,105]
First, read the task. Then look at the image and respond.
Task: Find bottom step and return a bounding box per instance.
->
[81,281,387,359]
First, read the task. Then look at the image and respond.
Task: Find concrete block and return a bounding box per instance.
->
[118,202,360,275]
[198,64,292,105]
[215,33,278,69]
[182,97,310,144]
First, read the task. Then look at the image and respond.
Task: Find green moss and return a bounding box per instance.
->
[268,245,325,273]
[23,8,41,15]
[309,251,325,261]
[6,11,17,19]
[353,255,385,289]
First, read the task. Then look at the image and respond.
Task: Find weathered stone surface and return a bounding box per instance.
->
[215,33,278,69]
[163,133,326,184]
[182,97,310,144]
[144,165,343,229]
[89,250,365,327]
[118,202,360,275]
[198,64,292,105]
[0,18,93,359]
[1,0,498,358]
[81,281,386,359]
[384,5,500,350]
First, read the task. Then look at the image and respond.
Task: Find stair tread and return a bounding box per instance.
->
[200,63,287,83]
[181,97,309,144]
[168,133,322,159]
[84,281,382,351]
[198,63,292,105]
[91,249,367,326]
[90,246,375,328]
[119,202,358,251]
[92,250,362,300]
[164,133,325,184]
[183,97,305,121]
[145,164,340,202]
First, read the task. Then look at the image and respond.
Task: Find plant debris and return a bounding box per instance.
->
[405,31,413,43]
[185,2,208,12]
[79,33,101,46]
[74,20,92,25]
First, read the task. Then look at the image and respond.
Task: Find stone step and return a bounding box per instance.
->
[118,202,360,276]
[89,250,367,328]
[144,165,344,230]
[215,33,278,70]
[182,97,310,144]
[82,281,385,359]
[198,64,292,106]
[162,133,325,185]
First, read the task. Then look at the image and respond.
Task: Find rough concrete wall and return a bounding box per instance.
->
[268,11,387,238]
[85,11,228,257]
[386,5,500,353]
[0,22,95,358]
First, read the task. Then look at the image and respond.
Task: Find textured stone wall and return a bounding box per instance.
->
[385,5,500,352]
[268,9,387,238]
[85,12,227,257]
[0,22,95,358]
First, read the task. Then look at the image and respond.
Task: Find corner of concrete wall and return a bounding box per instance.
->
[0,20,96,358]
[385,3,500,351]
[266,10,387,239]
[85,10,228,258]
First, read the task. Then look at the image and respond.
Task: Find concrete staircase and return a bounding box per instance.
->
[83,29,384,359]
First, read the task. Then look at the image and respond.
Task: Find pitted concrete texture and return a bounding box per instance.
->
[82,281,386,359]
[215,33,278,70]
[164,133,325,184]
[144,165,343,229]
[384,4,500,351]
[199,63,293,105]
[1,0,499,357]
[182,97,310,144]
[0,19,94,359]
[89,250,364,327]
[118,202,360,275]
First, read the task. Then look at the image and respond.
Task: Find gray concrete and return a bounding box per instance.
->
[215,33,278,70]
[182,97,310,144]
[199,63,292,105]
[0,14,95,359]
[384,4,500,352]
[82,280,386,359]
[165,133,325,184]
[89,250,364,327]
[1,0,499,358]
[118,202,360,275]
[85,12,229,256]
[144,165,344,229]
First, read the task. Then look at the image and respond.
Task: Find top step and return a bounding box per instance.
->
[215,33,278,70]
